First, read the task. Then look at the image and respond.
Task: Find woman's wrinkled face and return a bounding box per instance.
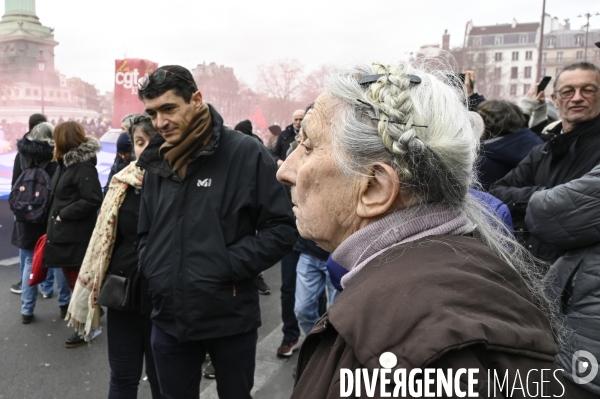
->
[132,127,151,160]
[277,93,360,252]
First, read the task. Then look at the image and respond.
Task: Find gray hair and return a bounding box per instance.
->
[553,61,600,90]
[120,113,138,130]
[325,61,566,344]
[27,122,55,145]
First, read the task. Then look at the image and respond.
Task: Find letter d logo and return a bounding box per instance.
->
[572,350,598,385]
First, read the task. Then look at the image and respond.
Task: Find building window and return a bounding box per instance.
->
[523,84,531,94]
[49,91,54,97]
[33,90,38,96]
[541,68,546,76]
[477,53,485,63]
[576,51,584,60]
[493,85,501,96]
[494,67,501,79]
[542,52,547,62]
[495,52,502,61]
[511,67,518,79]
[557,52,563,62]
[473,37,482,47]
[548,37,555,47]
[520,35,528,44]
[510,84,517,95]
[524,66,532,78]
[26,89,31,96]
[467,53,474,64]
[525,51,533,60]
[495,36,503,45]
[512,51,519,61]
[575,35,583,46]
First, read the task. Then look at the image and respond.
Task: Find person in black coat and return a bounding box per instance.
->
[271,109,305,166]
[491,62,600,263]
[137,65,296,399]
[9,113,51,295]
[43,121,103,347]
[12,122,65,324]
[477,100,543,190]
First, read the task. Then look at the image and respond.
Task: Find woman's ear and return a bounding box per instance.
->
[356,163,401,218]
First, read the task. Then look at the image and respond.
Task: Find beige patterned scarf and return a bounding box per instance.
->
[66,160,144,340]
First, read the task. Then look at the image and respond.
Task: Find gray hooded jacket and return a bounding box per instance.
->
[526,164,600,396]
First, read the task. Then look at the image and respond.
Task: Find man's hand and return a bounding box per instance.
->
[56,215,61,222]
[525,83,545,104]
[465,70,475,97]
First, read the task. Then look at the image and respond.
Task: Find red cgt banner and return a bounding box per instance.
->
[113,59,158,128]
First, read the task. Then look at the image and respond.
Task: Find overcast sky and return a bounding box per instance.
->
[3,0,598,93]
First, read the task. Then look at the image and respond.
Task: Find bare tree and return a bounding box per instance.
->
[300,64,336,106]
[257,59,305,125]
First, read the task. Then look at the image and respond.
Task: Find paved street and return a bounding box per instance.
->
[0,254,297,399]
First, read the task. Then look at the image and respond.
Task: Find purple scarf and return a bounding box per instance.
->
[333,203,475,288]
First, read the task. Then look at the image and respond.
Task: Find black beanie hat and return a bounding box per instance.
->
[268,125,282,136]
[116,132,132,153]
[234,120,253,136]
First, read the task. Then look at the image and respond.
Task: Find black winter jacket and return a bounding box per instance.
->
[271,124,297,162]
[526,164,600,396]
[491,114,600,263]
[43,138,103,268]
[137,105,296,342]
[11,136,58,249]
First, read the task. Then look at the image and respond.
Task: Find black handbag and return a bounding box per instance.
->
[97,274,130,310]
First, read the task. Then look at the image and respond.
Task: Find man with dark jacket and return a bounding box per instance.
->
[137,65,296,399]
[526,164,600,398]
[491,61,600,263]
[271,109,304,166]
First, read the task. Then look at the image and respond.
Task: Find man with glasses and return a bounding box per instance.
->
[492,61,600,264]
[136,65,296,398]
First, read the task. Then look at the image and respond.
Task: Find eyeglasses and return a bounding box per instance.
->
[556,85,599,99]
[138,69,197,91]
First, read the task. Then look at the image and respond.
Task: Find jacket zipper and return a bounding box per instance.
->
[233,284,236,297]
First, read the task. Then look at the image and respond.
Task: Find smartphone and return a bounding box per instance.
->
[537,76,551,93]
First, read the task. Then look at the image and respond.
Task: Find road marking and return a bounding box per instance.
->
[0,256,19,266]
[200,323,303,398]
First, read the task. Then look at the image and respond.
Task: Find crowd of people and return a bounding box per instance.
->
[6,50,600,399]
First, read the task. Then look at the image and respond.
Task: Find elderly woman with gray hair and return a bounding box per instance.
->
[277,62,566,398]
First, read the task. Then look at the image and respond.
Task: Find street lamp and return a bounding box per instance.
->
[577,12,600,61]
[36,50,46,115]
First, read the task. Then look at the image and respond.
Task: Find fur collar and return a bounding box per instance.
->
[63,137,101,167]
[17,137,54,163]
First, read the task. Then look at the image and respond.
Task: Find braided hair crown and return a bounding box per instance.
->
[325,60,478,205]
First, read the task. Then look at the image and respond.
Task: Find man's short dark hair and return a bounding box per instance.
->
[554,61,600,90]
[137,65,198,103]
[28,113,47,130]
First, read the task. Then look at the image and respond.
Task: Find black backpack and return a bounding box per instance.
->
[8,155,52,224]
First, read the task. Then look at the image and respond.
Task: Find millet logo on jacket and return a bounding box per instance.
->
[197,179,212,187]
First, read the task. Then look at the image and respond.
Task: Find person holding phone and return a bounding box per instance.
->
[464,70,486,111]
[518,77,559,138]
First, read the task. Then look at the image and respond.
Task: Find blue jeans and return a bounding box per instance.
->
[294,252,339,335]
[21,249,71,316]
[19,248,54,293]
